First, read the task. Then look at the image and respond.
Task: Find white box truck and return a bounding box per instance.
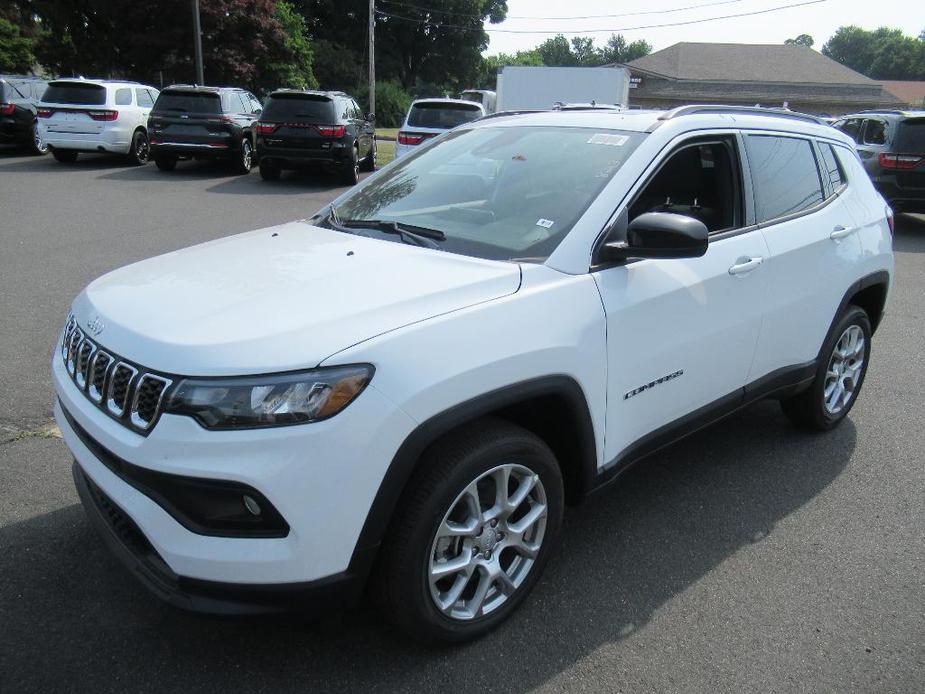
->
[496,65,630,111]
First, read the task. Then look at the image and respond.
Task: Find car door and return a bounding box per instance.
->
[744,132,862,381]
[855,118,888,177]
[593,133,770,466]
[134,88,154,128]
[353,98,373,158]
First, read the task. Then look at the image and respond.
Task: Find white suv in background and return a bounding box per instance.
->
[38,79,159,165]
[54,106,893,642]
[395,97,485,159]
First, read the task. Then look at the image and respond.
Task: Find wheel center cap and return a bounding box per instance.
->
[478,527,499,553]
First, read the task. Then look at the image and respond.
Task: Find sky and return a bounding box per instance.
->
[480,0,924,55]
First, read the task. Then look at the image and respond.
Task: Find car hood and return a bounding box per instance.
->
[72,222,521,375]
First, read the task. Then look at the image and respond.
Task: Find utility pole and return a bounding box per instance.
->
[192,0,204,85]
[368,0,375,118]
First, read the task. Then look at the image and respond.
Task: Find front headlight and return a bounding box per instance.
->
[165,364,374,430]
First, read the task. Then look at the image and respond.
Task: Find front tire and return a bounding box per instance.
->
[127,129,149,165]
[781,305,872,430]
[373,418,564,642]
[52,149,78,163]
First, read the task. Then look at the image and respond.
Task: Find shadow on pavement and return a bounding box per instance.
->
[0,401,854,693]
[0,151,131,172]
[892,214,925,254]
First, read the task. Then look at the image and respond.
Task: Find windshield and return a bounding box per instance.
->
[153,91,221,114]
[330,125,645,262]
[42,82,105,105]
[408,102,483,129]
[262,94,334,122]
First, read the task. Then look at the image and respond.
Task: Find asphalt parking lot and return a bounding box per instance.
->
[1,148,923,693]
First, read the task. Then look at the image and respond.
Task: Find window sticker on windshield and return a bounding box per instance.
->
[536,219,555,228]
[587,133,629,146]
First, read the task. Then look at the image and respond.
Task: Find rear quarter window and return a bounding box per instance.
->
[894,120,925,153]
[153,91,222,114]
[745,134,824,222]
[42,82,106,105]
[408,102,482,129]
[261,94,335,122]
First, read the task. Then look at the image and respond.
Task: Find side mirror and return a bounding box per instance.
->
[599,212,708,262]
[253,107,262,115]
[366,112,375,122]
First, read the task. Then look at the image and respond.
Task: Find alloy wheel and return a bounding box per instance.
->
[136,133,149,163]
[428,463,548,620]
[33,124,48,154]
[823,324,865,415]
[242,140,252,170]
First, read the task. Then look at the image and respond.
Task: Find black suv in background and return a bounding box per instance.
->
[834,110,925,212]
[255,90,375,184]
[0,75,49,154]
[147,85,262,173]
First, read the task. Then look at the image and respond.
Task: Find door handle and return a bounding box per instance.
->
[830,225,856,240]
[728,256,764,276]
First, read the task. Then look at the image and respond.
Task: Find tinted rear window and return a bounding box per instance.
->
[894,120,925,153]
[408,102,482,129]
[42,82,106,105]
[153,91,222,114]
[745,135,824,222]
[261,94,334,122]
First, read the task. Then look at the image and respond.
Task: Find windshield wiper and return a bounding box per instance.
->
[339,219,446,248]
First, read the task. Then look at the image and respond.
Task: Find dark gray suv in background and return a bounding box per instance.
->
[834,110,925,212]
[0,75,49,155]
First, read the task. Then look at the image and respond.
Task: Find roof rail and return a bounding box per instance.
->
[659,105,825,125]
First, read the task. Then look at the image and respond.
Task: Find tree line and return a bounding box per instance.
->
[0,1,922,124]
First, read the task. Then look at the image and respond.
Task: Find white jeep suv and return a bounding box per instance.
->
[54,106,894,642]
[38,79,158,165]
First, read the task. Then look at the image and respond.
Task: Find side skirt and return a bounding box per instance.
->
[590,360,816,493]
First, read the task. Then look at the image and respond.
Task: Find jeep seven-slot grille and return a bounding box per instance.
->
[61,314,173,434]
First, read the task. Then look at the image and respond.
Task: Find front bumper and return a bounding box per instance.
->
[53,351,416,607]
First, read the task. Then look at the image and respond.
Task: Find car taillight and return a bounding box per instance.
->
[37,108,53,118]
[87,110,118,121]
[886,206,894,235]
[256,122,278,135]
[398,131,426,146]
[0,103,14,115]
[878,153,924,170]
[315,124,346,138]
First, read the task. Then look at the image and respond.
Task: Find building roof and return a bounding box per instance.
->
[628,43,877,86]
[879,80,925,107]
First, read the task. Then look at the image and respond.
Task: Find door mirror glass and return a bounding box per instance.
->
[600,212,708,262]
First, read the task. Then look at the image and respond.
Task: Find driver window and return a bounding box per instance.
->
[628,141,740,233]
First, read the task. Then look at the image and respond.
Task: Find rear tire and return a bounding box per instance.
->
[127,129,149,166]
[259,159,281,181]
[154,156,177,171]
[28,121,48,155]
[234,137,253,174]
[372,417,564,642]
[781,305,871,430]
[341,145,360,185]
[52,149,78,163]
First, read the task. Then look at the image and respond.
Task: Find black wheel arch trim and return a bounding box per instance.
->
[346,375,598,576]
[826,270,890,344]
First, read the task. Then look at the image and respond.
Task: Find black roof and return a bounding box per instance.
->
[268,89,347,98]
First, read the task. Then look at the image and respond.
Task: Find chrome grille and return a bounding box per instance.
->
[60,314,173,434]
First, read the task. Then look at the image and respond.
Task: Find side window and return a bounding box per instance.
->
[837,118,863,144]
[135,88,153,107]
[352,99,363,119]
[863,119,886,145]
[628,140,741,234]
[745,135,824,223]
[818,143,846,192]
[247,93,261,113]
[115,88,133,106]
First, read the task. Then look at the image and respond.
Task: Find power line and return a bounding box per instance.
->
[375,0,830,35]
[381,0,751,21]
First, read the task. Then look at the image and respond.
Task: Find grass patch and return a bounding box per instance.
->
[376,127,399,141]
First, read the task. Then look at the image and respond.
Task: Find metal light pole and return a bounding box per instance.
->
[192,0,204,85]
[368,0,375,117]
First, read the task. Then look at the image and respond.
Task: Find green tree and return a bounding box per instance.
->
[785,34,814,47]
[537,34,577,66]
[822,26,925,80]
[570,36,602,66]
[0,17,36,73]
[264,1,317,90]
[600,34,652,64]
